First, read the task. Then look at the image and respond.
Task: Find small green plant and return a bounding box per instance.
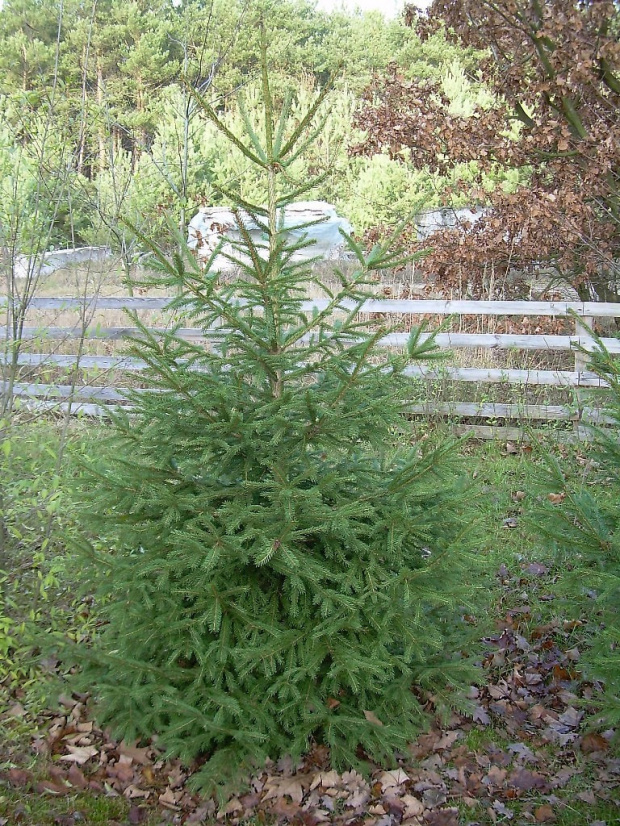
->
[0,572,19,672]
[67,49,481,794]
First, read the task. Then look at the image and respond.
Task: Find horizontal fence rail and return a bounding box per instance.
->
[2,297,620,315]
[2,296,620,438]
[2,325,619,354]
[0,354,609,387]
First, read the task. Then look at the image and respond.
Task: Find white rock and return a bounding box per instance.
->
[187,201,352,271]
[13,246,111,279]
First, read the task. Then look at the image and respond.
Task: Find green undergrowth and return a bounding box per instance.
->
[0,418,93,702]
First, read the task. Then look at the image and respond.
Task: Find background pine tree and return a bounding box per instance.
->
[68,50,482,792]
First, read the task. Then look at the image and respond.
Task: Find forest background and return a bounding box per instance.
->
[3,0,620,309]
[0,0,504,277]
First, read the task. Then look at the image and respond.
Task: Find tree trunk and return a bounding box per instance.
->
[97,58,107,174]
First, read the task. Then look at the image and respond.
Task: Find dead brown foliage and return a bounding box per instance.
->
[354,1,620,304]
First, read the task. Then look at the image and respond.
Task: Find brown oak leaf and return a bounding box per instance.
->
[263,776,305,803]
[364,710,384,726]
[59,745,98,765]
[508,769,547,791]
[534,804,556,822]
[6,768,33,786]
[580,733,609,754]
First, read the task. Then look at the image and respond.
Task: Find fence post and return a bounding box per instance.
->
[574,315,595,376]
[574,315,594,438]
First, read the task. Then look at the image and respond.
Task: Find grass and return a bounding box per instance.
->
[453,797,619,826]
[0,786,162,825]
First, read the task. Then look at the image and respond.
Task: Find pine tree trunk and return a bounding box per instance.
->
[136,76,147,162]
[577,275,620,327]
[97,58,107,174]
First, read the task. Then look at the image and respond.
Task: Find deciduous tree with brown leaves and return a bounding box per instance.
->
[354,0,620,304]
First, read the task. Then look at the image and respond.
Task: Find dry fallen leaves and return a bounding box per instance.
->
[58,745,99,765]
[401,793,424,818]
[310,770,340,790]
[580,733,610,754]
[262,776,306,804]
[363,710,384,726]
[6,768,33,786]
[534,803,556,822]
[119,741,151,765]
[378,768,409,790]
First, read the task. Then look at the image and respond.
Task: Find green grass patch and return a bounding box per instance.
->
[0,785,162,825]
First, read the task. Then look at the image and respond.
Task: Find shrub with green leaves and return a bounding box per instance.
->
[533,340,620,738]
[68,52,480,793]
[0,419,85,695]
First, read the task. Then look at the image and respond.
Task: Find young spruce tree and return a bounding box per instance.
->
[71,54,480,791]
[533,337,620,741]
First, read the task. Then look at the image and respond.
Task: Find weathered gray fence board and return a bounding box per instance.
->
[3,296,620,317]
[4,326,620,354]
[382,332,620,353]
[403,365,608,387]
[15,399,124,417]
[22,297,172,310]
[0,353,147,370]
[452,424,586,442]
[1,354,609,387]
[12,386,612,426]
[351,299,620,317]
[6,382,134,402]
[0,326,203,340]
[407,401,613,423]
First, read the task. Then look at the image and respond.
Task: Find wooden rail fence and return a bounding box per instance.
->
[2,296,619,438]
